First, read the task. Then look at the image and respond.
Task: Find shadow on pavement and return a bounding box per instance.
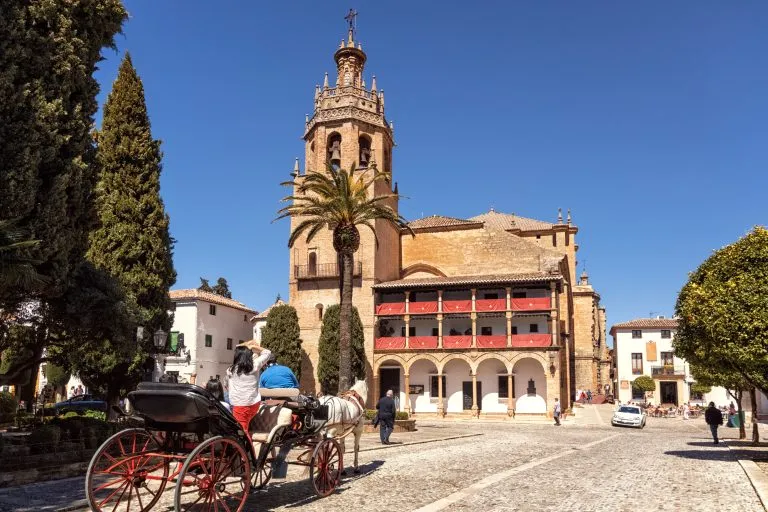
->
[665,449,737,462]
[248,459,385,510]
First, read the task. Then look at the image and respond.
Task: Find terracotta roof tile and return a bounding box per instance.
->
[406,215,483,231]
[609,318,678,336]
[470,210,556,232]
[169,289,256,314]
[372,272,562,290]
[252,299,286,320]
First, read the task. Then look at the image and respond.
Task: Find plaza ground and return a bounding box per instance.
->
[1,405,764,512]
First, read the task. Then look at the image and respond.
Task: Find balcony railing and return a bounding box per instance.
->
[476,335,507,348]
[409,336,439,349]
[511,297,551,311]
[475,299,506,312]
[374,297,552,315]
[374,337,406,350]
[295,261,362,280]
[510,334,552,348]
[443,335,472,349]
[651,365,685,377]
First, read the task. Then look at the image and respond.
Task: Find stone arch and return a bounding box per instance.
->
[358,134,372,168]
[405,353,440,374]
[511,356,548,414]
[327,132,342,168]
[509,351,548,371]
[437,353,473,374]
[401,262,447,279]
[473,353,513,374]
[373,354,408,374]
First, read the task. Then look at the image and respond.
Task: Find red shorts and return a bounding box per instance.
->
[231,402,261,434]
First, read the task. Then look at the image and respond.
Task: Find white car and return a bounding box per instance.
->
[611,405,646,429]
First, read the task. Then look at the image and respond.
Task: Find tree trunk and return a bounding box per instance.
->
[737,390,746,440]
[106,383,121,421]
[750,387,760,445]
[337,251,354,392]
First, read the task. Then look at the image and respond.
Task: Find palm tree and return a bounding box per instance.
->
[0,218,44,291]
[276,164,412,392]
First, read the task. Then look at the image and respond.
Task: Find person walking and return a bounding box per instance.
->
[683,402,690,420]
[586,389,593,405]
[376,390,397,444]
[705,401,724,444]
[553,398,562,426]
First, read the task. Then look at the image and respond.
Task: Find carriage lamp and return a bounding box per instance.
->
[154,329,168,350]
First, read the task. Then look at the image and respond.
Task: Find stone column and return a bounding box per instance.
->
[471,288,477,311]
[471,372,479,417]
[507,373,514,417]
[549,282,558,346]
[404,373,411,414]
[471,313,477,348]
[404,315,410,349]
[437,313,444,349]
[506,312,513,348]
[373,372,380,402]
[438,290,443,313]
[506,287,512,310]
[437,373,445,417]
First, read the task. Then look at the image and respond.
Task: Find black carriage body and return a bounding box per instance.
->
[128,382,243,439]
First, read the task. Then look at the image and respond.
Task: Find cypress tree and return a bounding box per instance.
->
[317,304,366,395]
[77,53,176,407]
[0,0,127,390]
[260,305,302,380]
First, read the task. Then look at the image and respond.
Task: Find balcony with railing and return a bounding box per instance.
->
[651,365,686,378]
[294,261,362,280]
[373,294,552,316]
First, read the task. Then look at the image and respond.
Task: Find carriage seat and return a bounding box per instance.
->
[259,388,300,399]
[250,403,292,444]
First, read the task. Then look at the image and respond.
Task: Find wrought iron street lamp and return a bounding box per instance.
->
[153,329,167,351]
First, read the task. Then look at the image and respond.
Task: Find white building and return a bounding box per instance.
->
[251,298,286,342]
[611,317,731,406]
[159,289,256,385]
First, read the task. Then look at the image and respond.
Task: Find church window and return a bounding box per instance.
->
[308,252,317,276]
[316,303,323,321]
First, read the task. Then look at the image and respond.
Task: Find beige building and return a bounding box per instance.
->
[287,27,608,417]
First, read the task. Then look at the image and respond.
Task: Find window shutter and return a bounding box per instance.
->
[646,341,657,361]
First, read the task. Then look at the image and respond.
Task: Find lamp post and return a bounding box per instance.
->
[153,329,168,351]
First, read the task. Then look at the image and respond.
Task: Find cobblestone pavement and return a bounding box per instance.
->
[0,407,762,512]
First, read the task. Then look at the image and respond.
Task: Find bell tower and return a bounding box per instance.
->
[288,18,401,394]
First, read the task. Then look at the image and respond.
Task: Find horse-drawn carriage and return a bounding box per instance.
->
[85,381,360,511]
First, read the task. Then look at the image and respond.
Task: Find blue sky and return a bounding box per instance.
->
[94,2,767,333]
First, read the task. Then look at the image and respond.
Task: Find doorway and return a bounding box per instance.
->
[462,381,482,411]
[660,381,678,405]
[380,368,400,398]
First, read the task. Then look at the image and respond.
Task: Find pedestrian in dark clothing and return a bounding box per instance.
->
[705,401,724,444]
[586,390,593,405]
[376,389,396,444]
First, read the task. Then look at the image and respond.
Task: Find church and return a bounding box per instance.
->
[286,24,609,417]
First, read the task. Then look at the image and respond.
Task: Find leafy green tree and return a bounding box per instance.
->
[674,227,768,392]
[78,53,176,410]
[317,304,367,395]
[277,165,411,391]
[0,0,128,392]
[690,382,712,396]
[260,304,302,380]
[675,227,768,442]
[631,375,656,400]
[198,278,213,293]
[211,277,232,299]
[0,219,44,290]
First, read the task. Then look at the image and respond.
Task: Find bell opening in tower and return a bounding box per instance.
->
[358,135,371,168]
[328,132,342,170]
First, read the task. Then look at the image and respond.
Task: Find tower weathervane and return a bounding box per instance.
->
[345,8,358,36]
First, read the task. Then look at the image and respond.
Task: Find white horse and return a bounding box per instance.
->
[318,379,368,473]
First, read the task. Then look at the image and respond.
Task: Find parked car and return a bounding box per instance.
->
[38,395,108,416]
[611,405,646,429]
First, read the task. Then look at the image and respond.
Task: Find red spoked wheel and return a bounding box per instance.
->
[85,428,169,512]
[310,438,342,497]
[174,436,250,512]
[252,445,276,490]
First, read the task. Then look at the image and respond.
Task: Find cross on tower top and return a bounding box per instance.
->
[345,8,358,38]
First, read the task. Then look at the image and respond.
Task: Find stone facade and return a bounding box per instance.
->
[286,28,607,414]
